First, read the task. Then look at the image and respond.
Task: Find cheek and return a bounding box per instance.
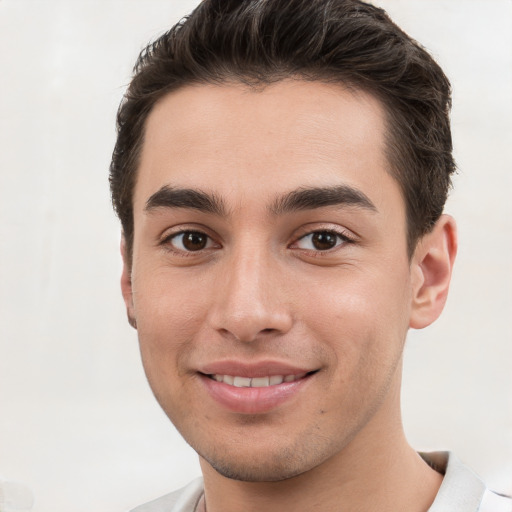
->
[133,264,208,327]
[132,277,206,422]
[131,269,209,376]
[301,266,411,365]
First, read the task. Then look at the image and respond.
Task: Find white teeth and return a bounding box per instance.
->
[211,374,305,387]
[251,376,270,387]
[233,376,252,387]
[269,375,284,385]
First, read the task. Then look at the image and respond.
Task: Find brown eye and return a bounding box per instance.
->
[170,231,212,252]
[311,232,338,250]
[295,230,348,251]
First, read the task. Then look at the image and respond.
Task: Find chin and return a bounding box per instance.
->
[203,454,310,482]
[194,433,332,483]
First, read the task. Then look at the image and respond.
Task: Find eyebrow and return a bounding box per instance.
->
[270,185,377,215]
[145,186,226,216]
[144,184,377,217]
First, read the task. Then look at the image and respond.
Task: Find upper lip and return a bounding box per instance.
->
[198,360,317,378]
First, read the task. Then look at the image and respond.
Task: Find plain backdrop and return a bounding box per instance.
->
[0,1,511,511]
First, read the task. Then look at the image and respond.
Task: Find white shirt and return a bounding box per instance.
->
[421,452,511,512]
[130,452,511,512]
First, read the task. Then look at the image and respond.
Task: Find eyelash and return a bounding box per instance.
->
[160,227,355,256]
[161,230,218,255]
[292,228,355,253]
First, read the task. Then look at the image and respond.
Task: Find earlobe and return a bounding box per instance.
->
[120,236,137,330]
[409,215,458,330]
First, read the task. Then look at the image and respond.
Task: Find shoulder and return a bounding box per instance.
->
[130,478,204,512]
[479,489,512,512]
[421,452,511,512]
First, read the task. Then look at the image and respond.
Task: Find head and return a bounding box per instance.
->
[110,0,455,267]
[110,0,457,483]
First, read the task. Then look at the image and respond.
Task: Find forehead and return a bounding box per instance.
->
[135,80,397,213]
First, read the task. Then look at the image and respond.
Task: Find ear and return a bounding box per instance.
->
[120,236,137,329]
[409,215,458,329]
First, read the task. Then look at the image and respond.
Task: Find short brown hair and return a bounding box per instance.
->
[110,0,455,261]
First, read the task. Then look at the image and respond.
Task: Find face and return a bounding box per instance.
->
[124,80,418,481]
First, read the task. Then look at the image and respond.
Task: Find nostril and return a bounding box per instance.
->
[209,305,293,342]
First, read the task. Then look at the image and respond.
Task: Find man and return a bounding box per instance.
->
[109,1,511,511]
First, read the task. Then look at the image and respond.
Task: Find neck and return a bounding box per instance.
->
[198,392,442,512]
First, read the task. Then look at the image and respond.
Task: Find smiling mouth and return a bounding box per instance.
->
[206,372,315,387]
[199,369,318,413]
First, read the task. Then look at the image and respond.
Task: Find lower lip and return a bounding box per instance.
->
[200,374,313,414]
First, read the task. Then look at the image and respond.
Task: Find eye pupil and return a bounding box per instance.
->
[182,232,207,251]
[312,232,338,250]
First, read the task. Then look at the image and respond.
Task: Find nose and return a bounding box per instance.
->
[207,244,293,343]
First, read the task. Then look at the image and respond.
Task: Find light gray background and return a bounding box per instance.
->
[0,1,511,511]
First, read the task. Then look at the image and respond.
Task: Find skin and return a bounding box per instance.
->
[121,80,457,512]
